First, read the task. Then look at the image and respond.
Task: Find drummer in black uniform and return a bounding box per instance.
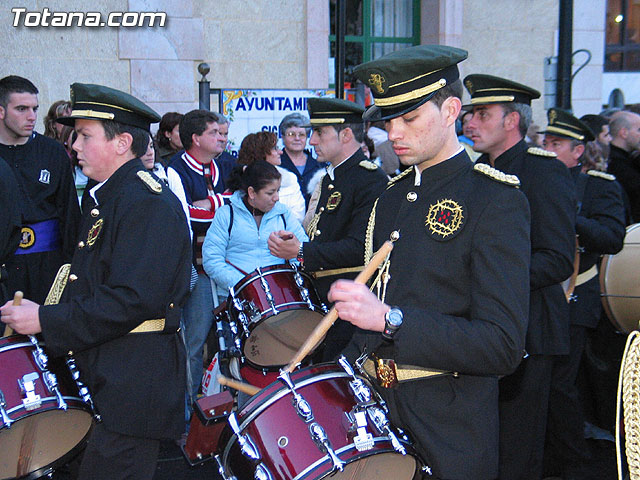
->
[328,45,531,479]
[463,74,577,479]
[0,75,81,304]
[268,97,388,360]
[1,83,191,480]
[540,108,626,478]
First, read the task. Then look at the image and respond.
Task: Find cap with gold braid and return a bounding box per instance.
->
[57,83,161,130]
[539,108,595,142]
[353,44,468,121]
[463,74,540,108]
[305,97,365,127]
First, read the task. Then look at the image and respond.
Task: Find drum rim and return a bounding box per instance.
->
[3,395,93,421]
[232,265,316,293]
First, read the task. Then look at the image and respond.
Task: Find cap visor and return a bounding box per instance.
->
[364,92,435,122]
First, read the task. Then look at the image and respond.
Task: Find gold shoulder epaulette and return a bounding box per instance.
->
[587,169,616,181]
[473,163,521,187]
[527,146,557,158]
[385,167,413,190]
[137,170,162,194]
[359,160,378,171]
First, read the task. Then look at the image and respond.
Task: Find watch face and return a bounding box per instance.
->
[387,308,403,327]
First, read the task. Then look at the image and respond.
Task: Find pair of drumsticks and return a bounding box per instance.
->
[218,241,394,396]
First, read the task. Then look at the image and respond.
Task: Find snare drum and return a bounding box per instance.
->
[217,361,425,480]
[227,264,327,369]
[0,335,94,479]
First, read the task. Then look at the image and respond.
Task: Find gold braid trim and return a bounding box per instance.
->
[386,167,414,189]
[44,263,71,305]
[305,210,322,241]
[364,198,379,265]
[617,330,640,479]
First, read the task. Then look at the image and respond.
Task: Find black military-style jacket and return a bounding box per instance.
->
[478,140,576,355]
[608,144,640,224]
[39,159,191,440]
[0,133,80,260]
[0,158,21,304]
[570,167,625,328]
[352,150,531,479]
[303,148,388,297]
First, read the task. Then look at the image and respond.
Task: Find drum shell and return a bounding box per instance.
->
[600,223,640,333]
[219,363,423,480]
[0,335,93,480]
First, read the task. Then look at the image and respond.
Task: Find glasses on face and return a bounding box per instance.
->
[285,132,307,139]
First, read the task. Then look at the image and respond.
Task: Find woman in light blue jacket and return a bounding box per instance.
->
[202,161,308,302]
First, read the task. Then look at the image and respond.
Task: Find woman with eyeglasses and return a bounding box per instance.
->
[237,131,306,222]
[278,113,327,206]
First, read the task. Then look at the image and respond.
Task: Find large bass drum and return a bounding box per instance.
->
[600,223,640,333]
[217,362,425,480]
[0,335,94,479]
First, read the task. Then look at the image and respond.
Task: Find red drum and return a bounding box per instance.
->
[227,264,327,369]
[0,335,94,479]
[182,390,235,466]
[217,362,425,480]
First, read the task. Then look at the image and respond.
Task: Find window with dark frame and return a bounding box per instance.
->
[606,0,640,71]
[329,0,420,86]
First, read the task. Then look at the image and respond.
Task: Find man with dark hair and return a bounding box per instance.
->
[464,74,577,479]
[580,113,611,150]
[327,45,531,479]
[540,108,625,479]
[168,109,234,404]
[1,82,191,479]
[0,75,80,304]
[268,97,388,360]
[608,110,640,224]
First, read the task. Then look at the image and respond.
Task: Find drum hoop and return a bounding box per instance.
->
[292,438,414,480]
[5,395,92,417]
[0,340,36,353]
[221,370,353,461]
[253,301,324,320]
[233,267,315,293]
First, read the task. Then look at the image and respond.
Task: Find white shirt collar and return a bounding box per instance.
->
[89,179,108,205]
[327,157,349,181]
[413,146,464,186]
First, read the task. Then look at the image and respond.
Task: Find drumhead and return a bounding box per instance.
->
[315,451,417,480]
[0,407,93,478]
[601,223,640,333]
[244,309,323,367]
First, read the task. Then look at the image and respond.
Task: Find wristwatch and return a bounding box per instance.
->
[296,242,304,265]
[382,307,403,341]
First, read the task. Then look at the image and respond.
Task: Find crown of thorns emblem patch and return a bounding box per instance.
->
[425,199,464,239]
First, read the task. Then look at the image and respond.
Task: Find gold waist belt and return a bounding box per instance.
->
[311,265,364,279]
[363,357,455,388]
[129,318,165,334]
[575,264,598,287]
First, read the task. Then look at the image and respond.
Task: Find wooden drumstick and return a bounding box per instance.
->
[3,290,23,337]
[284,240,395,374]
[217,374,261,396]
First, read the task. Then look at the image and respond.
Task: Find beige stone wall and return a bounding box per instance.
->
[458,0,558,127]
[0,0,323,132]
